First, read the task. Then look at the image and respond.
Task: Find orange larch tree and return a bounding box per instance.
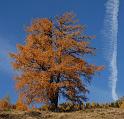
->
[10,12,103,110]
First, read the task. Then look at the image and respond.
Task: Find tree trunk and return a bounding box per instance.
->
[50,74,60,111]
[50,91,59,111]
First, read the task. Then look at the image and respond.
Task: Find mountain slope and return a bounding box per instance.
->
[0,108,124,119]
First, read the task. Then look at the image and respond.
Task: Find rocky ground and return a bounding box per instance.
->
[0,108,124,119]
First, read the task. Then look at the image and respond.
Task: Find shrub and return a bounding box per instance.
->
[91,102,97,108]
[114,101,120,108]
[0,96,11,111]
[74,104,80,111]
[41,105,49,111]
[11,104,16,110]
[59,102,75,112]
[0,100,10,110]
[81,102,85,110]
[120,101,124,109]
[103,103,109,109]
[85,102,91,109]
[95,103,100,108]
[16,101,28,111]
[110,102,115,107]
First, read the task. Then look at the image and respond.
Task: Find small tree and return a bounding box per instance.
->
[16,96,28,111]
[0,95,11,110]
[10,12,103,111]
[91,102,97,108]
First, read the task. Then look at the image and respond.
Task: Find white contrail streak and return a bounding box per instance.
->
[103,0,119,101]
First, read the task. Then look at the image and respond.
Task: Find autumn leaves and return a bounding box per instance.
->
[9,12,103,110]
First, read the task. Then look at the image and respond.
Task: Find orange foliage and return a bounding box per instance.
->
[0,99,10,110]
[10,12,103,109]
[16,97,28,111]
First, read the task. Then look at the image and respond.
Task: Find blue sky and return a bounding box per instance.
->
[0,0,123,104]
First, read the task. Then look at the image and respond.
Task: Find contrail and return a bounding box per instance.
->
[103,0,119,101]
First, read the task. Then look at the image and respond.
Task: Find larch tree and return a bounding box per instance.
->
[10,12,103,110]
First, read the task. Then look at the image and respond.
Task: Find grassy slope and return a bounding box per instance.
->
[0,108,124,119]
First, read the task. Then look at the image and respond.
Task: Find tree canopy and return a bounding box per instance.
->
[10,12,103,110]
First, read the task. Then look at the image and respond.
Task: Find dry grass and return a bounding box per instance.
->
[0,108,124,119]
